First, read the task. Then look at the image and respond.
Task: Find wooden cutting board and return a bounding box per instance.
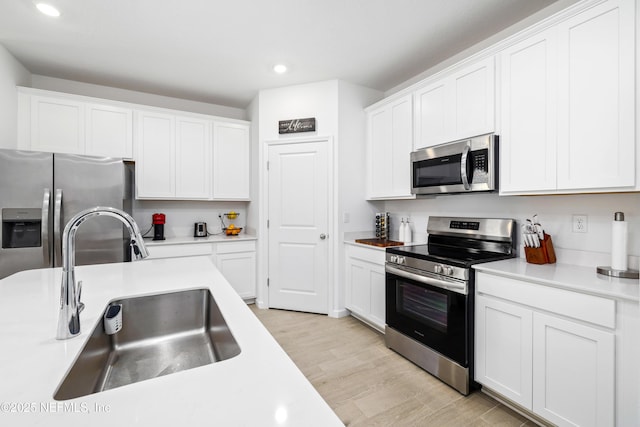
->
[355,238,404,247]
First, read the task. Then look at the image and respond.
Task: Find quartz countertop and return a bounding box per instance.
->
[0,257,342,426]
[474,258,640,302]
[144,233,257,246]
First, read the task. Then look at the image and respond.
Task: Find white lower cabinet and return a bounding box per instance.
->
[213,241,256,300]
[345,244,386,331]
[475,272,615,427]
[144,240,256,300]
[475,295,533,408]
[532,312,615,427]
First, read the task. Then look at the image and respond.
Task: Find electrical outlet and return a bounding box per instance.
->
[572,214,588,233]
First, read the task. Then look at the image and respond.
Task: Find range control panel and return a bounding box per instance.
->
[449,221,480,230]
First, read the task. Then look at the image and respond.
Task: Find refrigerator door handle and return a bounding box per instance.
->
[42,188,51,266]
[54,189,63,267]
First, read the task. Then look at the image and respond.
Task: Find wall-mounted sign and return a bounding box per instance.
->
[279,117,316,134]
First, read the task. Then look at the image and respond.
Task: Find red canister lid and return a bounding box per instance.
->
[152,213,166,224]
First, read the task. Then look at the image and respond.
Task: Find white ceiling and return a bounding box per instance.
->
[0,0,561,108]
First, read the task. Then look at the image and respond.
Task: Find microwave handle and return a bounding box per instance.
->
[460,144,471,190]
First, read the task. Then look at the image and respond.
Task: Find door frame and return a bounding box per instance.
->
[257,136,335,315]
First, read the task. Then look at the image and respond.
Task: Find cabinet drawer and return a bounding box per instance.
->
[346,244,386,265]
[215,240,256,254]
[146,243,213,259]
[476,272,615,328]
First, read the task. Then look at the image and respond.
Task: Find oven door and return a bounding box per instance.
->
[385,264,469,367]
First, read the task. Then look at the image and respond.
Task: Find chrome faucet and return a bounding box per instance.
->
[56,207,149,340]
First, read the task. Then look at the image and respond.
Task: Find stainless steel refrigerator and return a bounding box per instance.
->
[0,149,134,279]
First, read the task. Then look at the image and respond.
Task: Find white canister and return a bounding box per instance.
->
[403,219,412,244]
[611,212,628,271]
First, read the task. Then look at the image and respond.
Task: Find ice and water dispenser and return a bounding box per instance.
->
[1,208,42,249]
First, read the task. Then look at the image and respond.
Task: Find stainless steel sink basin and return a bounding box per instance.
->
[54,288,241,400]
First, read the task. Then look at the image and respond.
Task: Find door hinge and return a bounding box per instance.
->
[267,219,269,228]
[267,278,270,287]
[266,161,269,170]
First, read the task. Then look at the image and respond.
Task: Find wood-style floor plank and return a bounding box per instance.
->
[250,306,535,426]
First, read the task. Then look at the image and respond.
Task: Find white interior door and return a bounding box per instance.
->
[267,139,330,314]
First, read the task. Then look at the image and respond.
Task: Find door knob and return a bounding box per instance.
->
[320,233,327,240]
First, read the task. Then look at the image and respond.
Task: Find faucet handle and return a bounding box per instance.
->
[77,280,85,313]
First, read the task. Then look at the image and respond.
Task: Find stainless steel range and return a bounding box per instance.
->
[385,216,516,395]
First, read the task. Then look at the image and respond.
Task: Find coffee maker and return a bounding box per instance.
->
[152,213,165,240]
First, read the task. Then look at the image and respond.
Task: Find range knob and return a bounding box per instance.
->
[434,264,443,274]
[444,266,454,276]
[398,256,405,265]
[390,255,397,263]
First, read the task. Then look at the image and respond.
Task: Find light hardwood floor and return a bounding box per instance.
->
[250,305,536,427]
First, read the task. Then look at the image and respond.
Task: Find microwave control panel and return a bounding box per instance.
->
[470,149,489,184]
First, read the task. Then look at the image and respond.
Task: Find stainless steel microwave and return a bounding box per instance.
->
[410,133,498,196]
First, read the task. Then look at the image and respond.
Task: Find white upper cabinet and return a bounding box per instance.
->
[176,117,211,200]
[365,94,414,199]
[135,110,176,199]
[500,0,635,194]
[414,56,495,150]
[18,88,133,158]
[212,122,250,200]
[556,0,635,190]
[29,94,85,154]
[500,29,558,193]
[135,108,250,201]
[85,103,133,158]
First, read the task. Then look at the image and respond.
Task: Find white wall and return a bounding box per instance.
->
[256,80,382,315]
[0,44,31,148]
[383,192,640,269]
[133,200,248,239]
[30,75,247,120]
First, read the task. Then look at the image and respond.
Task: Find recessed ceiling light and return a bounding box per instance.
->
[36,3,61,17]
[273,64,288,74]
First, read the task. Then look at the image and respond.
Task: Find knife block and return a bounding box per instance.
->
[524,233,557,264]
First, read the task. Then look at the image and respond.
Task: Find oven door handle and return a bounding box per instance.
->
[386,265,468,295]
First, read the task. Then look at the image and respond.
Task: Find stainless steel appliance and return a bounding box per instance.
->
[410,133,498,196]
[194,222,207,237]
[385,216,515,395]
[0,149,134,279]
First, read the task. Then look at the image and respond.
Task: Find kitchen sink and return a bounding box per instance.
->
[54,288,241,400]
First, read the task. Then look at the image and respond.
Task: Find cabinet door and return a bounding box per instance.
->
[217,251,256,299]
[345,257,370,316]
[175,117,211,199]
[500,29,558,193]
[532,312,615,427]
[368,263,386,330]
[212,122,250,200]
[475,295,533,409]
[451,56,495,140]
[135,111,176,198]
[86,103,133,158]
[413,80,449,149]
[30,95,85,154]
[366,95,413,199]
[556,0,635,190]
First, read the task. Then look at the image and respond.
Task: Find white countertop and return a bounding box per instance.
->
[0,257,342,426]
[144,233,257,246]
[474,258,640,302]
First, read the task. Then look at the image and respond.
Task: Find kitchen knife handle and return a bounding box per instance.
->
[42,188,51,266]
[54,189,63,267]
